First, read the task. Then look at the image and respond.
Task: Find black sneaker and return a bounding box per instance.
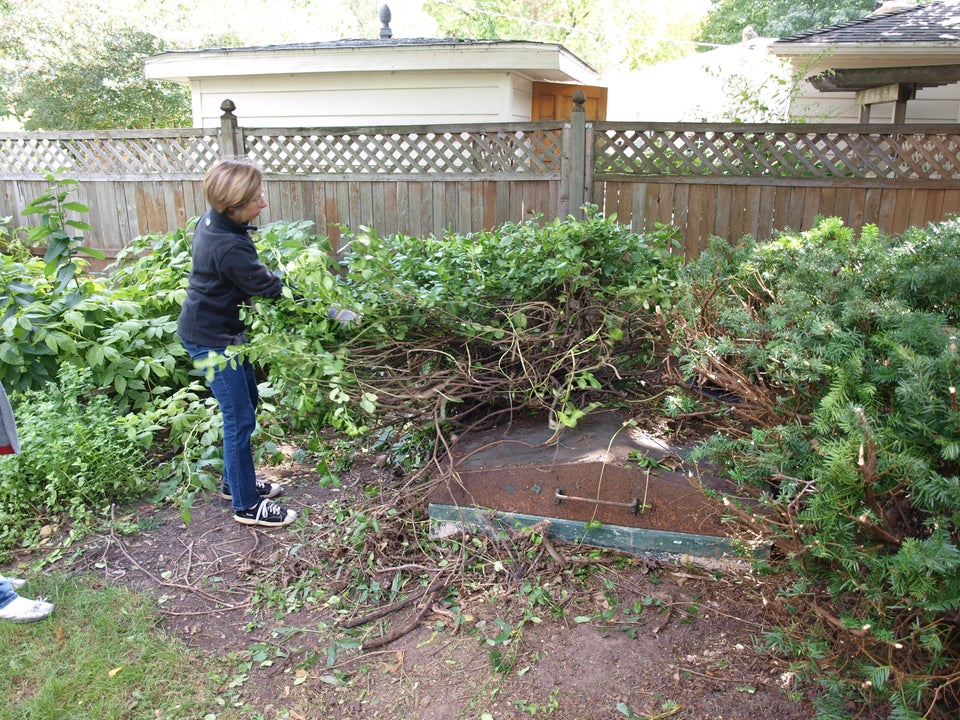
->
[234,498,297,528]
[220,479,282,501]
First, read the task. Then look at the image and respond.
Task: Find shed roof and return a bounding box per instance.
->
[773,0,960,48]
[146,37,599,85]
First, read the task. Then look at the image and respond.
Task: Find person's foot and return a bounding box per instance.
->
[0,596,55,623]
[0,575,26,590]
[220,479,282,501]
[234,498,297,528]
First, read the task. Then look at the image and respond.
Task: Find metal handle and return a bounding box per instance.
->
[553,488,644,515]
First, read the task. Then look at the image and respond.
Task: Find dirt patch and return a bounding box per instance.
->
[27,454,818,720]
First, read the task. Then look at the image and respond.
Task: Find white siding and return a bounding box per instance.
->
[788,82,960,123]
[193,71,531,127]
[509,76,534,123]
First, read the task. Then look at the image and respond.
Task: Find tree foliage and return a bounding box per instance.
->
[422,0,706,71]
[11,29,189,130]
[697,0,877,45]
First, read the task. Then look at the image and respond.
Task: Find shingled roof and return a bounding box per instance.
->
[774,0,960,46]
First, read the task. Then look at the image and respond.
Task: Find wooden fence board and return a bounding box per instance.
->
[756,185,775,241]
[394,182,410,240]
[819,185,838,219]
[714,185,732,242]
[877,188,897,230]
[630,183,646,231]
[729,185,755,241]
[480,181,495,230]
[408,182,424,238]
[743,185,762,241]
[671,183,690,239]
[943,189,960,218]
[862,187,882,227]
[836,187,855,226]
[684,184,707,252]
[912,189,934,228]
[800,187,819,230]
[892,188,914,233]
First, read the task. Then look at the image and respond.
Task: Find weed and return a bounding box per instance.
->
[0,367,159,558]
[514,687,561,716]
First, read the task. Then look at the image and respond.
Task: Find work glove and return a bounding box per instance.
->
[327,305,361,327]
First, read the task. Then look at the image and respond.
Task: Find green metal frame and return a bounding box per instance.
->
[429,503,761,560]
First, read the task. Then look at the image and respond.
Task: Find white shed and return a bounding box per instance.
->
[145,36,604,128]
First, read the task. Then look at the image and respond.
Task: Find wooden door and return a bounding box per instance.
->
[531,82,608,121]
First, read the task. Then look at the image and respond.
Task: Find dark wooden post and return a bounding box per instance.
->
[219,99,241,157]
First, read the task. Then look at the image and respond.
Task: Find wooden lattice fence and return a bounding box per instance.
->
[592,122,960,257]
[594,124,960,179]
[0,107,958,267]
[243,126,563,174]
[0,128,219,176]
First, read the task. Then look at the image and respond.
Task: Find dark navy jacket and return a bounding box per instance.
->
[177,209,283,347]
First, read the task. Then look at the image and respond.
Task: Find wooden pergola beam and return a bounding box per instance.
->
[810,64,960,92]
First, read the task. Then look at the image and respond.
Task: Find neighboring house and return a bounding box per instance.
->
[603,31,792,122]
[145,8,606,128]
[770,0,960,123]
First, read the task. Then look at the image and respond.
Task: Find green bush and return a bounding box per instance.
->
[0,176,189,406]
[245,208,683,436]
[0,367,159,557]
[675,216,960,718]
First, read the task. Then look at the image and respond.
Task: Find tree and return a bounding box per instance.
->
[697,0,878,45]
[12,30,190,130]
[0,0,381,131]
[422,0,707,72]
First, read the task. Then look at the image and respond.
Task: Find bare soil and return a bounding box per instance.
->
[28,452,821,720]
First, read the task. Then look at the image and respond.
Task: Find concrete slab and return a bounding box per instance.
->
[428,409,752,559]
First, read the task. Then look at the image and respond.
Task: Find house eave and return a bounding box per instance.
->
[145,41,599,85]
[769,41,960,59]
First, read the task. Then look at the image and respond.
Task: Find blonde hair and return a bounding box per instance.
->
[203,158,263,216]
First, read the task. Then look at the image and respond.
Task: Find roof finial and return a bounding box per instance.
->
[379,5,393,39]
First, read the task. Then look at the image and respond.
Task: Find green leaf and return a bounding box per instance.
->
[85,344,105,368]
[0,342,23,365]
[76,245,105,259]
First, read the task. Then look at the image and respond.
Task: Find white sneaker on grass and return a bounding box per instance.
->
[0,596,55,623]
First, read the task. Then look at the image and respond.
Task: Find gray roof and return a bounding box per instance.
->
[186,37,560,55]
[774,0,960,45]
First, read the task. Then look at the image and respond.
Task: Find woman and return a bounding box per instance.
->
[178,158,297,528]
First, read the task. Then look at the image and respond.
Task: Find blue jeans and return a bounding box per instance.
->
[181,340,261,512]
[0,578,16,609]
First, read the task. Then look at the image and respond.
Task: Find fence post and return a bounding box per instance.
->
[568,90,587,220]
[219,99,241,157]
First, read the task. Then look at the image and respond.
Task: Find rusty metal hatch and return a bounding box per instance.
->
[428,410,745,551]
